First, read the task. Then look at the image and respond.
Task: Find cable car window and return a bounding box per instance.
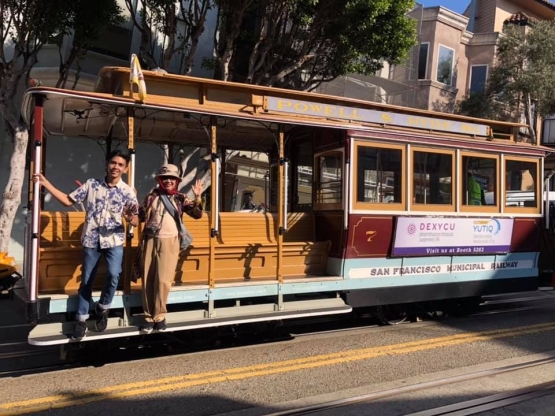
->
[413,151,453,205]
[357,146,402,204]
[315,152,342,207]
[463,156,497,206]
[293,141,313,211]
[505,159,538,208]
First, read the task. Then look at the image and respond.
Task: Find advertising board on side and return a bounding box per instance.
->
[392,217,514,257]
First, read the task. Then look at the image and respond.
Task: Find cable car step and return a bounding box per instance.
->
[28,298,351,346]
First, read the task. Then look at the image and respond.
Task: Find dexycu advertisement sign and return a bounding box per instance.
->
[392,218,514,256]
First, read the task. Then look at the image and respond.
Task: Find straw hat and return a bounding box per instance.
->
[155,164,181,180]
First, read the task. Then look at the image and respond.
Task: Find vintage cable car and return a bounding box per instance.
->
[19,65,551,345]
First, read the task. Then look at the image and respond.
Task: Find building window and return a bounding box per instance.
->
[469,65,488,93]
[542,118,555,145]
[437,45,455,86]
[418,43,429,80]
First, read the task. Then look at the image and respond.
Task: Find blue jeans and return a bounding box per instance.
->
[76,245,124,321]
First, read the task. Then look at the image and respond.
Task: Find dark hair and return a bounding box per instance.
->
[106,149,131,165]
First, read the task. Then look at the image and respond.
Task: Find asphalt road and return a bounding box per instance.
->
[3,290,555,416]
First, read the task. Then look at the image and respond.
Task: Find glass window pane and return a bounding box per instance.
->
[505,160,537,207]
[437,46,454,85]
[462,156,497,206]
[418,44,428,80]
[316,153,342,205]
[357,146,402,204]
[413,151,452,205]
[542,119,555,145]
[470,65,488,93]
[294,142,313,211]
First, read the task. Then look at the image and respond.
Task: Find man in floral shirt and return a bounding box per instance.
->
[33,149,138,341]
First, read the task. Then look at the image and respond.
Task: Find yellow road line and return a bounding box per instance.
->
[3,322,555,415]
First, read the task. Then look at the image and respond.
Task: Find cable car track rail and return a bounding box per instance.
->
[263,355,555,416]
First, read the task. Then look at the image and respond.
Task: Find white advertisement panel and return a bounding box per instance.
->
[392,217,514,257]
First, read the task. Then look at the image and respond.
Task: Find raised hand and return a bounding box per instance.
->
[123,202,139,224]
[123,205,136,217]
[191,179,203,198]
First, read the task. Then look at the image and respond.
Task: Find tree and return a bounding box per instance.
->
[124,0,214,73]
[211,0,417,89]
[456,91,503,121]
[0,0,122,252]
[56,1,124,89]
[457,20,555,143]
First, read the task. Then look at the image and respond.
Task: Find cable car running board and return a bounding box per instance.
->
[28,298,351,346]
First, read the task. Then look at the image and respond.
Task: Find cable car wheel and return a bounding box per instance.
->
[375,304,409,325]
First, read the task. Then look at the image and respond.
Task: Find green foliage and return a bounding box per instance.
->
[456,91,502,120]
[338,0,417,75]
[458,21,555,127]
[1,0,123,106]
[124,0,213,72]
[216,0,417,89]
[70,0,124,50]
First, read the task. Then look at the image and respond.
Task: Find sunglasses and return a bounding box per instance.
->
[160,176,177,181]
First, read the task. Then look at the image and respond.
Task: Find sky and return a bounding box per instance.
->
[418,0,468,14]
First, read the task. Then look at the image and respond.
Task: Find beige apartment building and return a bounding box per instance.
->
[318,0,555,120]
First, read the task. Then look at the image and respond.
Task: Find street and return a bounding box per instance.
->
[2,290,555,415]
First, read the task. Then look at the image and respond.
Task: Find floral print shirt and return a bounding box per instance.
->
[69,178,138,249]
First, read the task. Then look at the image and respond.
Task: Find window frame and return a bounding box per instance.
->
[417,42,430,80]
[542,118,555,145]
[459,151,500,214]
[468,64,489,94]
[436,44,455,86]
[314,149,344,211]
[352,141,406,211]
[410,146,456,212]
[503,156,541,214]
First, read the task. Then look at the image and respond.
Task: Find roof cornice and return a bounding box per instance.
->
[422,6,469,31]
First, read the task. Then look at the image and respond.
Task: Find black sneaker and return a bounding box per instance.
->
[94,303,109,332]
[154,319,167,332]
[71,321,87,341]
[139,322,154,334]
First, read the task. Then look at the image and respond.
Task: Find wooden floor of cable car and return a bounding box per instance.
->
[29,288,350,346]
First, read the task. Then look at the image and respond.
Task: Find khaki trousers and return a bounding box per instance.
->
[141,236,179,323]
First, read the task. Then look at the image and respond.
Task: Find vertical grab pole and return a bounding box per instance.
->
[28,95,44,322]
[277,129,285,310]
[209,117,218,302]
[283,159,289,232]
[344,138,351,230]
[123,108,135,305]
[127,108,136,220]
[546,173,553,231]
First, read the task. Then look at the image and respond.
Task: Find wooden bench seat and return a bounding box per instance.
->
[38,211,331,294]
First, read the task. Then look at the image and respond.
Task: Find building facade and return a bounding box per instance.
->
[317,0,555,114]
